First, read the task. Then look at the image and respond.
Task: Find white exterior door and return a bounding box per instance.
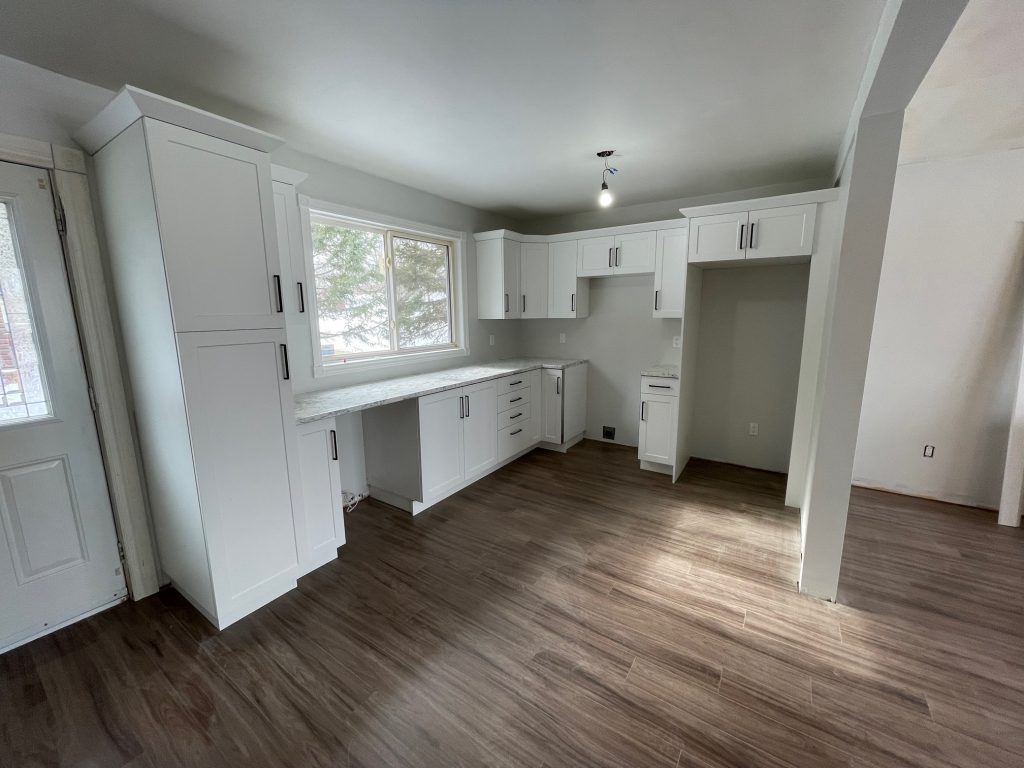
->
[177,329,300,623]
[462,381,498,478]
[519,242,549,318]
[296,417,344,575]
[146,119,283,332]
[0,162,126,653]
[419,389,465,499]
[542,370,563,443]
[747,204,817,260]
[688,212,749,264]
[577,236,615,277]
[639,395,676,464]
[613,231,656,274]
[653,229,688,318]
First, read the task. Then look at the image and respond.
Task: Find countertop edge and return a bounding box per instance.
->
[294,359,585,423]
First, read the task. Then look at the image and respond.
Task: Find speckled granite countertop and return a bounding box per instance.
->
[640,363,680,379]
[294,358,586,423]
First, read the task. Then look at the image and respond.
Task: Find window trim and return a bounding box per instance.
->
[298,197,468,378]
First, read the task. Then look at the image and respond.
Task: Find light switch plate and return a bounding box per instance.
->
[489,334,495,346]
[672,336,682,348]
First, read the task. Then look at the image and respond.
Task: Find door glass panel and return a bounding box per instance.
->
[0,203,52,424]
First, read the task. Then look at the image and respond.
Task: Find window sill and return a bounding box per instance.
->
[313,346,469,379]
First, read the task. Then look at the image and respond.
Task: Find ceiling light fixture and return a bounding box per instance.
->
[596,150,617,207]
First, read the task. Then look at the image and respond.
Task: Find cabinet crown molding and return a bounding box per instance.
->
[474,217,687,245]
[678,188,838,218]
[75,85,284,155]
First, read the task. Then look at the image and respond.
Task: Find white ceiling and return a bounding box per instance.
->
[0,0,887,218]
[902,0,1024,165]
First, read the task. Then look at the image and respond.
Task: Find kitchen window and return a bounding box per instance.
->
[305,208,464,372]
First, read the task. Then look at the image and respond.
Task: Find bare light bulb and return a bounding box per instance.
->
[598,181,613,207]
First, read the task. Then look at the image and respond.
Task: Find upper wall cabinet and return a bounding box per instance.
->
[688,203,817,265]
[548,240,589,318]
[520,242,549,319]
[477,238,522,319]
[145,120,283,332]
[653,228,688,318]
[577,231,656,277]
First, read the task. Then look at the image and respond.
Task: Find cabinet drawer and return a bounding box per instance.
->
[498,402,531,430]
[497,388,530,412]
[498,421,532,462]
[496,373,531,396]
[641,376,679,396]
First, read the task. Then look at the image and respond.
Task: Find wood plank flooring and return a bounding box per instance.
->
[2,440,1023,767]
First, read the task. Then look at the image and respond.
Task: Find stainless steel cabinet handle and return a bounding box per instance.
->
[509,396,522,403]
[571,293,576,312]
[280,344,290,380]
[749,222,756,249]
[615,246,621,267]
[511,412,523,420]
[511,428,523,436]
[330,429,338,460]
[522,294,526,313]
[504,293,509,313]
[648,384,671,389]
[297,282,306,313]
[608,247,613,267]
[273,274,284,312]
[641,401,647,421]
[738,224,746,251]
[459,396,464,419]
[510,380,523,386]
[556,376,561,395]
[465,394,470,417]
[654,290,660,310]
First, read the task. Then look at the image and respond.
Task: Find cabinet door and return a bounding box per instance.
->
[577,235,615,277]
[503,240,522,318]
[613,231,656,274]
[145,119,283,332]
[520,242,549,318]
[296,418,344,575]
[653,229,688,318]
[476,238,506,320]
[687,212,748,264]
[177,329,299,621]
[638,394,677,465]
[419,389,465,499]
[462,381,498,478]
[528,369,543,442]
[548,240,581,317]
[562,363,588,440]
[542,369,564,443]
[747,204,817,260]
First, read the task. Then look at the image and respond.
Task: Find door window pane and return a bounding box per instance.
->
[392,236,452,349]
[310,219,390,361]
[0,203,51,424]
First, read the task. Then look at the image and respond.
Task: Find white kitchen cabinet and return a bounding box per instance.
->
[747,204,817,260]
[477,238,521,319]
[638,393,678,466]
[688,204,817,264]
[520,242,549,318]
[419,388,467,500]
[295,417,345,576]
[528,369,543,443]
[688,212,748,264]
[577,235,616,277]
[613,231,657,274]
[462,380,498,478]
[653,228,688,318]
[90,97,302,630]
[542,364,588,445]
[577,232,655,276]
[145,120,284,332]
[548,240,590,318]
[175,329,301,626]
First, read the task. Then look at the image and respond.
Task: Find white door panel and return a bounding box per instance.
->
[419,389,465,499]
[653,229,687,318]
[639,395,676,464]
[146,119,283,332]
[296,419,344,574]
[520,243,549,318]
[0,161,126,653]
[542,370,563,443]
[577,236,615,277]
[747,204,817,260]
[614,231,656,274]
[688,212,748,264]
[462,381,497,477]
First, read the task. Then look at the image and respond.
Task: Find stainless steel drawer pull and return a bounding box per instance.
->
[509,396,523,403]
[648,384,672,389]
[511,428,523,436]
[510,412,523,419]
[510,380,523,386]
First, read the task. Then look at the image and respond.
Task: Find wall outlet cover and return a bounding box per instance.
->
[923,445,935,458]
[672,336,682,348]
[602,426,615,440]
[748,422,759,436]
[559,332,566,344]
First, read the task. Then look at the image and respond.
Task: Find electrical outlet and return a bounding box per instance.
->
[559,332,566,344]
[602,426,615,440]
[923,445,935,458]
[672,336,682,348]
[489,334,495,346]
[748,422,759,436]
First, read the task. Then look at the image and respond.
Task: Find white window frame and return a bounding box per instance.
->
[298,197,468,378]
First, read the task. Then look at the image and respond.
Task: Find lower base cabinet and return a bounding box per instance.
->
[295,417,346,576]
[638,376,679,469]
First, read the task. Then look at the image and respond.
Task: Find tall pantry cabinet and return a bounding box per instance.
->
[83,89,303,629]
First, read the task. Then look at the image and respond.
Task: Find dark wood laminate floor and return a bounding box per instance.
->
[3,440,1023,767]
